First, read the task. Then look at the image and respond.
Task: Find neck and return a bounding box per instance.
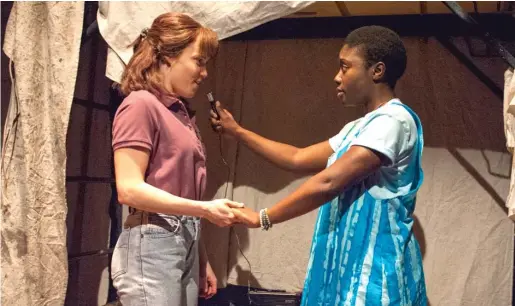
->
[364,85,396,113]
[158,91,181,107]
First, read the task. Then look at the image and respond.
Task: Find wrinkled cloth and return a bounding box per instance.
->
[2,2,84,305]
[96,1,313,82]
[504,68,515,219]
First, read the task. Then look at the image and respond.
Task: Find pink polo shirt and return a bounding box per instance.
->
[112,90,207,204]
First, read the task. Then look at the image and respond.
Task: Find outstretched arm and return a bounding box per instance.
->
[114,147,243,226]
[210,101,333,173]
[234,145,385,226]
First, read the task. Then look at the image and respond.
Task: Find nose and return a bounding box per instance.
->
[334,70,342,86]
[200,67,208,79]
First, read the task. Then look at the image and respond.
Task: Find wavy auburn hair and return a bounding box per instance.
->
[120,12,219,97]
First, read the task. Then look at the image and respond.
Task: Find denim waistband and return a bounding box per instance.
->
[124,210,200,229]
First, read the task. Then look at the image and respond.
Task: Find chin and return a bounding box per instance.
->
[179,90,196,99]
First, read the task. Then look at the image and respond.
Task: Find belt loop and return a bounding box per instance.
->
[142,211,149,225]
[194,218,200,241]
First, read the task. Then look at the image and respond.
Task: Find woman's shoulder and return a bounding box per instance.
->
[369,100,417,130]
[114,91,167,124]
[121,90,162,108]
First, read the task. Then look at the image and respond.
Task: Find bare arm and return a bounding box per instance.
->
[234,146,385,226]
[198,235,208,266]
[234,127,333,172]
[267,146,384,223]
[210,102,334,172]
[114,147,243,226]
[198,231,217,298]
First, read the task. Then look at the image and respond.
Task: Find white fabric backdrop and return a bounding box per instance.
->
[96,1,314,83]
[504,68,515,219]
[2,2,84,305]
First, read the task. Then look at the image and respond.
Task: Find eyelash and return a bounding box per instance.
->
[196,59,206,67]
[339,60,348,71]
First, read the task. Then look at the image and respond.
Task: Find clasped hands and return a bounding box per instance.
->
[204,199,262,228]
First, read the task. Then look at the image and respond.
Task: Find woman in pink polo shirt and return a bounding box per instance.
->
[110,12,243,306]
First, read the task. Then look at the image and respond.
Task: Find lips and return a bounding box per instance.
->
[336,88,345,99]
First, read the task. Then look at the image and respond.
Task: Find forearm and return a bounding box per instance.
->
[117,181,208,217]
[267,174,339,224]
[198,233,209,266]
[267,146,382,224]
[233,127,301,171]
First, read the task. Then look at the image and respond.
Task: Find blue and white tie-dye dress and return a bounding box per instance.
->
[301,100,427,306]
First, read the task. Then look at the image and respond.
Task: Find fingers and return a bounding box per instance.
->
[206,277,217,298]
[209,112,220,126]
[225,200,244,208]
[213,214,235,227]
[215,101,223,113]
[206,286,216,299]
[208,101,225,121]
[208,200,246,227]
[231,208,246,219]
[209,120,222,133]
[231,210,246,223]
[232,210,252,225]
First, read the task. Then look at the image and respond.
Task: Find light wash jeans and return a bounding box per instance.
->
[111,211,200,306]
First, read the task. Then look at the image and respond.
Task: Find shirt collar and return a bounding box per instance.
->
[160,93,183,108]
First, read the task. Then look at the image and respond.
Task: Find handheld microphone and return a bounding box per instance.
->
[206,92,220,120]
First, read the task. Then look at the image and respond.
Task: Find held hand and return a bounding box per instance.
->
[199,261,217,299]
[232,207,260,228]
[205,199,244,227]
[209,101,240,137]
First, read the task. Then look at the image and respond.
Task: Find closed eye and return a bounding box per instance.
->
[339,59,349,71]
[195,57,207,67]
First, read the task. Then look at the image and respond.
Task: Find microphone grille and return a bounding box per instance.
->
[206,92,214,103]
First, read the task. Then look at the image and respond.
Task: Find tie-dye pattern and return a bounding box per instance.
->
[302,103,427,306]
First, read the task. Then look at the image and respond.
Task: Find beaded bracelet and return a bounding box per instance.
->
[259,208,272,231]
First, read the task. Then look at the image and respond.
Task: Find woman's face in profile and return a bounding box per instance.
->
[161,37,209,99]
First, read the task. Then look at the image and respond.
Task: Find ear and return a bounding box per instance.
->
[371,62,386,82]
[162,56,176,68]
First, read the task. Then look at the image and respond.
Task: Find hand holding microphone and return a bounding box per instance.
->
[207,92,240,137]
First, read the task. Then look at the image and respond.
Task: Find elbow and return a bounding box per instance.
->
[318,176,343,198]
[116,183,137,206]
[290,154,301,171]
[117,194,129,206]
[290,149,307,172]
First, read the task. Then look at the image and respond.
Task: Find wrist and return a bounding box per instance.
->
[198,201,211,219]
[230,125,244,138]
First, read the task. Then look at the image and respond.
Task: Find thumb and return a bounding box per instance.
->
[232,209,247,220]
[215,101,224,114]
[226,200,245,208]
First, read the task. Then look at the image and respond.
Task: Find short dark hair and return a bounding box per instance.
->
[344,26,407,88]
